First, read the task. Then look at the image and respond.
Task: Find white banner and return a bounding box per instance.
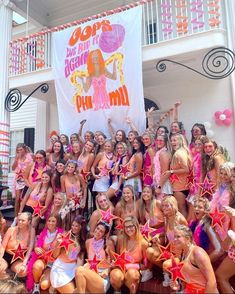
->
[52,7,146,137]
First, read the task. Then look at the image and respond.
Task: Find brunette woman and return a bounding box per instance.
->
[123,136,144,197]
[0,212,35,278]
[47,141,66,171]
[68,141,82,162]
[19,170,53,228]
[189,123,207,156]
[12,143,33,215]
[153,133,172,197]
[127,130,139,157]
[106,142,129,201]
[75,221,112,293]
[164,134,192,217]
[60,134,70,153]
[50,215,86,293]
[51,159,66,193]
[95,133,107,154]
[110,216,148,294]
[27,214,64,293]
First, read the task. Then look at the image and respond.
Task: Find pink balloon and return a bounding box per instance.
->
[214,111,221,119]
[215,118,223,125]
[223,109,232,118]
[223,118,232,126]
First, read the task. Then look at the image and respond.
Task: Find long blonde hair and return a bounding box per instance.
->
[171,134,192,168]
[121,216,142,251]
[119,185,136,212]
[139,186,156,224]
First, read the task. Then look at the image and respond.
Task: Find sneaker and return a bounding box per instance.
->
[162,272,170,287]
[32,283,40,294]
[141,269,153,282]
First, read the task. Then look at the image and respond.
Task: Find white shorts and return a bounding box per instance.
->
[92,176,110,192]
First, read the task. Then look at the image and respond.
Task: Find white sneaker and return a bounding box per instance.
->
[162,272,170,287]
[32,283,40,294]
[141,269,153,282]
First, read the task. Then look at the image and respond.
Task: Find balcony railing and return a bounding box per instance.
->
[9,0,225,77]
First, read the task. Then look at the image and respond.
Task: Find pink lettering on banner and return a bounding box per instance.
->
[190,0,205,30]
[64,50,89,78]
[161,1,173,36]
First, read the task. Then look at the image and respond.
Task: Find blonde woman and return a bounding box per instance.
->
[110,216,148,294]
[164,134,192,217]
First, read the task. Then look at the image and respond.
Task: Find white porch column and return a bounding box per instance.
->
[0,0,13,185]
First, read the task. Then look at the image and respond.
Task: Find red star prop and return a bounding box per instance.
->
[100,208,117,224]
[166,257,185,282]
[186,170,195,189]
[118,164,131,178]
[98,165,112,177]
[38,250,54,264]
[157,243,173,261]
[197,175,216,197]
[72,195,81,207]
[112,251,134,271]
[209,207,225,228]
[170,173,180,184]
[81,169,90,182]
[115,218,124,230]
[9,243,27,263]
[140,221,157,240]
[32,201,46,217]
[86,255,102,273]
[59,231,75,252]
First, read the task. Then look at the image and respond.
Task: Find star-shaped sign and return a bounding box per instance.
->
[166,257,185,282]
[72,195,81,207]
[170,173,180,184]
[9,243,27,263]
[140,220,158,240]
[115,218,124,230]
[86,255,103,273]
[197,175,216,197]
[100,208,117,224]
[112,251,134,272]
[98,165,112,177]
[38,249,54,264]
[59,231,75,252]
[157,243,173,261]
[209,207,225,228]
[80,169,90,182]
[186,170,195,189]
[118,164,131,178]
[32,202,46,217]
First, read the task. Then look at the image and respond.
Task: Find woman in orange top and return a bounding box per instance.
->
[168,224,218,293]
[164,134,192,217]
[0,212,34,277]
[110,216,148,294]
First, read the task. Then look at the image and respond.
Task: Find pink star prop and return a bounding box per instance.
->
[140,220,157,240]
[209,207,225,229]
[170,173,180,184]
[115,218,124,230]
[9,244,27,263]
[197,175,216,197]
[112,251,134,272]
[32,202,45,217]
[118,164,131,177]
[157,243,173,261]
[186,170,195,189]
[98,165,112,177]
[86,255,102,273]
[59,232,75,252]
[100,208,117,224]
[166,257,185,282]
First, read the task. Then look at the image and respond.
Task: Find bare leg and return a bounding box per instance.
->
[75,266,106,293]
[40,268,51,291]
[57,281,75,294]
[11,260,27,277]
[110,268,125,292]
[14,189,22,216]
[106,187,116,200]
[216,255,235,293]
[124,269,140,294]
[146,247,162,267]
[174,191,187,218]
[33,259,46,282]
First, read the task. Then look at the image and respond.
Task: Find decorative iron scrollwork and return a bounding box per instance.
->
[156,47,235,80]
[5,83,49,112]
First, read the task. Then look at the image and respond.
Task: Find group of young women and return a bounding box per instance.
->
[0,116,235,294]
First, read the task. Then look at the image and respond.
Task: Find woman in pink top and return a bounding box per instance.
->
[142,132,155,187]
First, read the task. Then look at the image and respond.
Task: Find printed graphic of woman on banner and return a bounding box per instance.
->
[79,49,117,111]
